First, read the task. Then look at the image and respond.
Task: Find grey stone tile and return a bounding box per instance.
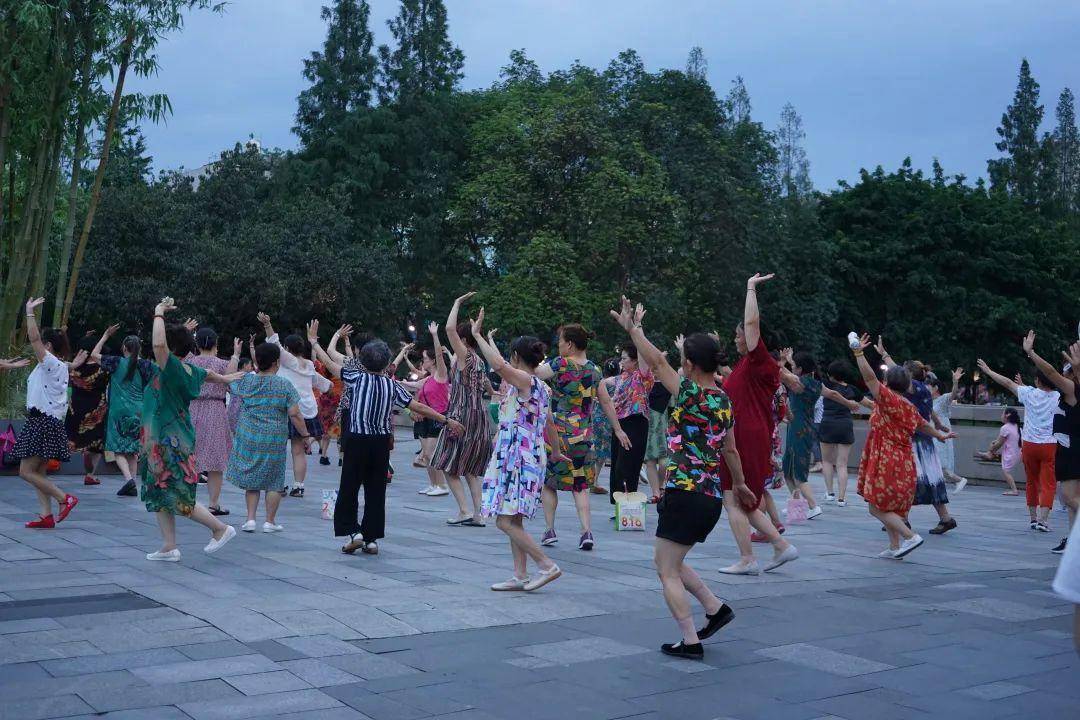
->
[277,633,365,657]
[0,694,94,720]
[757,642,896,677]
[179,688,343,720]
[61,708,192,720]
[39,647,188,676]
[226,669,312,695]
[959,681,1036,701]
[247,638,312,661]
[321,651,420,680]
[279,658,362,687]
[323,683,426,720]
[0,660,52,684]
[130,653,281,683]
[76,677,242,713]
[178,639,255,660]
[937,597,1070,621]
[0,617,62,634]
[1,668,143,701]
[265,710,374,720]
[513,637,649,664]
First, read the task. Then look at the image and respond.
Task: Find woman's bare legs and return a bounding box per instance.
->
[83,452,102,481]
[207,470,224,509]
[114,453,135,481]
[266,491,283,524]
[654,538,710,645]
[1002,467,1019,494]
[834,444,851,501]
[446,474,471,521]
[245,490,261,522]
[821,443,837,496]
[19,457,65,516]
[290,437,308,489]
[868,504,914,550]
[572,489,591,534]
[156,511,178,552]
[495,514,555,571]
[466,474,483,521]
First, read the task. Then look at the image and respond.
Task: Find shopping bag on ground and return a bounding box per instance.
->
[0,424,17,468]
[785,496,809,524]
[613,490,648,531]
[321,489,337,520]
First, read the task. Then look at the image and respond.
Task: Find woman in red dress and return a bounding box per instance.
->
[851,334,954,559]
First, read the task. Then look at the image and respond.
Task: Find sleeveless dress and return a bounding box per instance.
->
[185,355,232,474]
[481,376,551,518]
[544,357,601,492]
[66,362,110,453]
[431,351,492,477]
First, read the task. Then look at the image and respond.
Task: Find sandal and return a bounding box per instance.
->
[361,541,379,555]
[341,534,364,554]
[462,518,486,527]
[289,486,305,498]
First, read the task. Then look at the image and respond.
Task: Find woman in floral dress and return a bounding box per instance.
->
[315,358,342,466]
[90,325,156,497]
[186,328,239,516]
[851,334,954,560]
[227,342,308,534]
[66,334,110,486]
[432,292,493,527]
[471,310,564,593]
[141,298,240,562]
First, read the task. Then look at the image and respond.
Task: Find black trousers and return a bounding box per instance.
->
[609,414,649,504]
[334,433,392,541]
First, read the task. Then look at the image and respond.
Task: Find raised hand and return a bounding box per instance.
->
[454,291,476,306]
[976,358,990,374]
[854,333,872,353]
[1014,372,1023,386]
[70,349,89,369]
[609,296,634,332]
[1063,342,1080,370]
[104,323,120,338]
[952,367,964,383]
[674,334,685,353]
[470,307,485,337]
[307,319,319,344]
[233,337,243,357]
[155,296,177,315]
[25,297,45,314]
[874,335,887,357]
[747,273,775,290]
[428,321,439,335]
[1022,330,1035,354]
[633,302,646,327]
[257,312,271,328]
[183,318,198,333]
[338,324,353,338]
[0,357,31,370]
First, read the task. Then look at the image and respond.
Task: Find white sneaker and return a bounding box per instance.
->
[825,493,836,503]
[806,506,823,520]
[718,560,760,576]
[763,545,799,572]
[491,576,528,591]
[146,549,181,562]
[262,522,283,533]
[894,533,924,558]
[241,520,257,533]
[427,486,449,496]
[204,525,236,554]
[953,478,968,493]
[836,498,847,507]
[876,548,898,559]
[418,486,433,495]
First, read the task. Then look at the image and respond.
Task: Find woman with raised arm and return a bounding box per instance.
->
[10,298,78,528]
[431,292,494,527]
[90,325,156,497]
[929,367,968,492]
[607,342,654,509]
[65,332,110,487]
[852,334,953,559]
[258,314,331,498]
[612,297,758,660]
[877,338,957,535]
[779,347,824,518]
[185,326,238,516]
[315,328,345,467]
[978,349,1061,533]
[471,310,564,592]
[415,322,452,496]
[313,324,462,556]
[536,324,627,551]
[227,341,309,534]
[817,360,870,507]
[141,298,243,561]
[1024,335,1080,554]
[716,275,797,576]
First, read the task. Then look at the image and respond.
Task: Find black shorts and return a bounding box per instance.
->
[1056,446,1080,482]
[417,418,445,439]
[289,416,324,440]
[818,421,854,446]
[655,489,723,546]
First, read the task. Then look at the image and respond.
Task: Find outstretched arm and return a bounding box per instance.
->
[309,322,342,378]
[1023,330,1075,403]
[24,298,48,362]
[429,322,449,383]
[444,292,476,360]
[91,323,120,363]
[778,347,806,394]
[851,334,881,398]
[152,297,176,368]
[742,273,773,353]
[610,297,679,395]
[0,358,30,371]
[976,358,1019,397]
[471,310,533,394]
[821,385,860,412]
[875,336,898,369]
[918,419,955,443]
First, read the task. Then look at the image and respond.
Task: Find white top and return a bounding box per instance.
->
[1016,385,1061,445]
[1052,512,1080,604]
[27,352,69,420]
[268,334,331,419]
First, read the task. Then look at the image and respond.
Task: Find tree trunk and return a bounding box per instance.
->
[61,22,135,328]
[52,115,85,326]
[31,128,63,300]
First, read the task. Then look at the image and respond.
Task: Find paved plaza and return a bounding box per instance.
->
[0,433,1077,720]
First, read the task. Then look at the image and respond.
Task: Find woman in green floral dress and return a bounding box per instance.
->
[140,298,242,562]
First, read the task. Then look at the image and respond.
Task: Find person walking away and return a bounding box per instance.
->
[65,333,109,486]
[185,327,239,516]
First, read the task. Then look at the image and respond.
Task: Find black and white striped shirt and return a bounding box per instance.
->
[340,358,412,436]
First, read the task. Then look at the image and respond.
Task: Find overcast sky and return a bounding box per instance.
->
[126,0,1080,190]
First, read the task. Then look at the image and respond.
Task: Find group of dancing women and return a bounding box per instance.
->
[4,272,1080,659]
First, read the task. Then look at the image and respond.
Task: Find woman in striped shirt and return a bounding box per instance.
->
[310,321,462,556]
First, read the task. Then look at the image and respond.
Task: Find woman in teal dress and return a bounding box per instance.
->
[779,349,824,519]
[141,298,241,562]
[227,342,309,534]
[91,325,156,497]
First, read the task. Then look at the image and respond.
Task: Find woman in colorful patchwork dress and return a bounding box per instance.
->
[10,298,78,529]
[90,325,156,497]
[141,298,242,562]
[186,328,239,516]
[588,358,620,495]
[471,309,564,592]
[537,324,626,551]
[611,297,787,660]
[432,292,494,527]
[227,341,310,534]
[851,334,954,559]
[65,333,110,487]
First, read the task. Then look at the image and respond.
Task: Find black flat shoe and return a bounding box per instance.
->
[289,486,305,498]
[116,479,138,497]
[661,641,703,660]
[319,456,330,466]
[928,518,957,535]
[209,506,230,516]
[697,604,735,641]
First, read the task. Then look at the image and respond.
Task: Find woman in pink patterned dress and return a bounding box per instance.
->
[186,327,240,516]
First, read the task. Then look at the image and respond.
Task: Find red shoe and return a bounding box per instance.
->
[57,494,79,522]
[26,514,56,528]
[84,475,100,486]
[648,495,661,504]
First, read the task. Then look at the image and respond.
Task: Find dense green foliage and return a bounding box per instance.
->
[12,1,1080,381]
